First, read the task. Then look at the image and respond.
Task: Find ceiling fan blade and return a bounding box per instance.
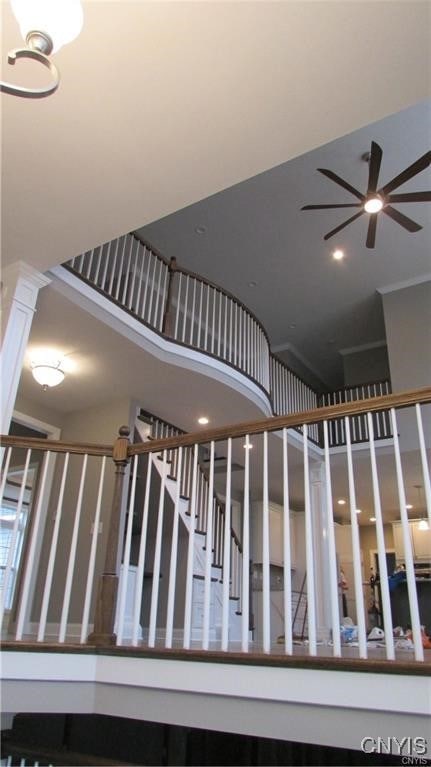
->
[367,141,383,194]
[388,191,431,203]
[301,203,362,210]
[383,205,423,232]
[366,214,378,248]
[318,168,364,201]
[323,210,365,240]
[380,150,431,195]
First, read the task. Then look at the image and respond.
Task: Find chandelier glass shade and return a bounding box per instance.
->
[31,362,65,389]
[1,0,83,98]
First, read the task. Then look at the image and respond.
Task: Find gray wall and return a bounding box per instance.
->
[382,280,431,392]
[342,345,389,388]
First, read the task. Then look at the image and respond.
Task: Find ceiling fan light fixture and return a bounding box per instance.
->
[364,196,384,214]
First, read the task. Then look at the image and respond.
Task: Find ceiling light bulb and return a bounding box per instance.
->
[11,0,84,53]
[243,443,253,449]
[198,417,209,425]
[356,509,362,514]
[406,504,413,510]
[332,249,344,261]
[418,519,430,531]
[337,499,346,505]
[364,196,383,214]
[369,516,376,522]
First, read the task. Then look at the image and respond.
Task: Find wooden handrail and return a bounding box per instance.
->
[128,386,431,455]
[0,434,113,457]
[136,233,271,344]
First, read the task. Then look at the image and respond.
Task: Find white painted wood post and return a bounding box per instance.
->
[1,263,51,434]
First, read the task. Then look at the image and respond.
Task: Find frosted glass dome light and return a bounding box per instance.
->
[31,362,65,390]
[11,0,83,53]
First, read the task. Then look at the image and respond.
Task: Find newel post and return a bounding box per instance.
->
[162,256,177,336]
[87,425,130,645]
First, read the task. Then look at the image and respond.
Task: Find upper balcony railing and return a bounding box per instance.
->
[64,233,390,447]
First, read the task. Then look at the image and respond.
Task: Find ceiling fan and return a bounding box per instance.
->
[301,142,431,248]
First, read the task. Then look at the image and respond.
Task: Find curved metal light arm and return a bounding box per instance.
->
[0,46,60,99]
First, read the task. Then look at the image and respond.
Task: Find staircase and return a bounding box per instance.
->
[116,411,243,645]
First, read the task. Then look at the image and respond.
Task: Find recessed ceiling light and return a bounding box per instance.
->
[406,504,413,509]
[198,416,209,425]
[243,443,253,449]
[369,516,376,522]
[337,499,346,505]
[332,249,344,261]
[364,196,384,214]
[195,225,206,235]
[356,509,362,514]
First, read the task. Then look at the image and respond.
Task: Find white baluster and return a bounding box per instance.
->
[202,442,215,650]
[107,237,119,296]
[0,447,12,505]
[140,246,151,319]
[59,454,88,643]
[0,449,31,628]
[262,431,271,653]
[100,241,110,291]
[344,418,367,659]
[391,408,423,660]
[117,455,138,645]
[94,245,102,286]
[242,435,250,652]
[322,421,342,657]
[153,259,164,327]
[189,279,197,345]
[221,438,232,651]
[16,452,51,640]
[217,291,222,357]
[197,281,203,347]
[114,236,127,301]
[223,295,228,361]
[367,412,395,660]
[282,428,293,654]
[132,455,152,646]
[183,445,199,649]
[211,288,216,354]
[39,452,70,642]
[303,425,317,655]
[416,404,431,527]
[147,256,158,326]
[148,450,168,647]
[166,448,183,648]
[80,455,106,643]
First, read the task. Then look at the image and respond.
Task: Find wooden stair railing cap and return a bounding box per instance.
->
[128,386,431,456]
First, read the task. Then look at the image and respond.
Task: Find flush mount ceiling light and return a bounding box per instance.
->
[198,416,209,425]
[31,359,65,390]
[0,0,83,98]
[302,141,431,248]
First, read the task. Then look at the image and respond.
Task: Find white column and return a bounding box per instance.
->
[310,463,332,643]
[0,262,50,433]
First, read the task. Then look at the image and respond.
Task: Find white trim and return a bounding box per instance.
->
[12,410,61,441]
[377,274,431,295]
[339,340,387,356]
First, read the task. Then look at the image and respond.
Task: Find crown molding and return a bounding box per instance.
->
[339,340,387,357]
[377,274,431,295]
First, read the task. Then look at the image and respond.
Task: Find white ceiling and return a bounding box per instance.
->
[1,0,430,275]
